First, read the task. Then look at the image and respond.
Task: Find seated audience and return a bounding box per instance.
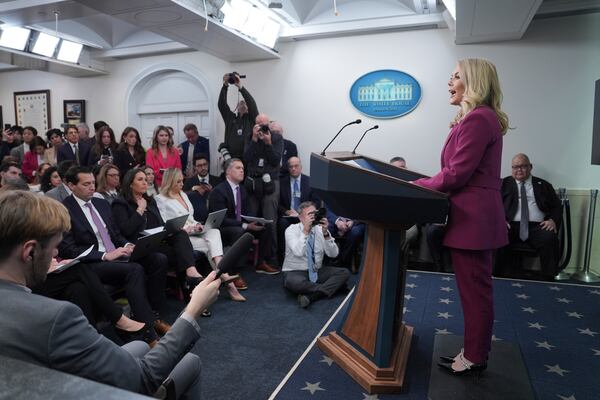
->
[95,163,120,204]
[0,160,22,187]
[277,156,319,263]
[496,153,561,280]
[45,160,76,202]
[389,156,406,168]
[58,166,171,336]
[29,162,51,192]
[22,136,47,183]
[208,158,278,290]
[44,128,63,165]
[114,127,146,177]
[268,121,297,179]
[88,126,117,166]
[1,126,20,161]
[0,190,220,399]
[183,153,220,222]
[145,166,158,197]
[146,125,182,187]
[326,210,365,269]
[282,201,350,308]
[180,123,210,177]
[57,124,90,166]
[40,165,62,193]
[77,122,92,144]
[10,125,37,165]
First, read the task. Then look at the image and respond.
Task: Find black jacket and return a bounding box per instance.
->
[218,85,259,159]
[278,174,319,216]
[501,176,561,226]
[111,197,165,243]
[208,181,252,228]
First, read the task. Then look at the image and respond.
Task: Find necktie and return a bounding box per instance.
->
[85,203,116,252]
[292,179,300,211]
[519,182,529,241]
[307,230,318,283]
[235,186,242,222]
[74,144,80,165]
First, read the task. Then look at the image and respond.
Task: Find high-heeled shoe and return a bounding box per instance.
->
[438,353,487,376]
[227,284,246,302]
[116,323,158,347]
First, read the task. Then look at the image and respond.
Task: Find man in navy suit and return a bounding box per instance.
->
[268,122,298,179]
[184,153,221,223]
[58,166,169,332]
[277,157,319,263]
[180,123,209,177]
[57,125,90,166]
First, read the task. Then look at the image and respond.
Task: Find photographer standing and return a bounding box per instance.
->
[218,72,259,161]
[244,114,283,272]
[282,202,350,308]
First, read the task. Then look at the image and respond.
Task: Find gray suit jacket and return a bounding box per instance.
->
[10,144,26,165]
[0,280,200,395]
[45,183,70,203]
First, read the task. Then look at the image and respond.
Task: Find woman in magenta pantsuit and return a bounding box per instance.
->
[413,58,509,375]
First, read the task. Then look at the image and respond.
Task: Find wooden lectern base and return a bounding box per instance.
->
[317,323,413,394]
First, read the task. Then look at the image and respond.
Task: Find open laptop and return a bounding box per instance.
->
[117,230,168,262]
[164,214,189,235]
[190,209,227,236]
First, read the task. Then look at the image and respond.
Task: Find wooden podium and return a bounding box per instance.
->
[310,152,448,394]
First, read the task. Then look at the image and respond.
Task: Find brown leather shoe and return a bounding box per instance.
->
[233,276,248,290]
[153,319,171,337]
[255,261,280,275]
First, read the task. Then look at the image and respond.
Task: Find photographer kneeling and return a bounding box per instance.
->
[282,202,351,308]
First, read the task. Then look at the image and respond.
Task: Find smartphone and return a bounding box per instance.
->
[4,124,11,130]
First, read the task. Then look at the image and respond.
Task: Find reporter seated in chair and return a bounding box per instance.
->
[496,153,561,280]
[184,153,221,222]
[282,202,350,308]
[0,191,221,399]
[155,168,244,301]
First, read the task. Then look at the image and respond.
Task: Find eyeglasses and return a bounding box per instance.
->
[511,164,530,170]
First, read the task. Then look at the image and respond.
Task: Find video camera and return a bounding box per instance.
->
[311,207,327,227]
[228,72,246,84]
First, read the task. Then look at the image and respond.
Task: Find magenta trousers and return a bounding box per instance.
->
[450,248,494,364]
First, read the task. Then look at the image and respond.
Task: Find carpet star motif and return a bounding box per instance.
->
[492,335,502,341]
[545,364,569,376]
[589,289,600,295]
[440,286,453,292]
[566,311,583,319]
[439,298,453,304]
[577,328,598,336]
[301,382,325,395]
[435,328,452,335]
[556,297,572,304]
[437,312,452,319]
[511,282,524,288]
[319,356,334,366]
[403,307,410,314]
[441,276,453,281]
[548,286,562,291]
[592,348,600,356]
[535,340,555,350]
[362,394,379,400]
[522,307,537,314]
[516,293,530,299]
[408,273,419,278]
[406,283,417,288]
[556,395,576,400]
[404,294,415,300]
[528,322,546,330]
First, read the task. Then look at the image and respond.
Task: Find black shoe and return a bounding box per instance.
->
[201,309,212,317]
[115,323,158,346]
[438,360,487,376]
[298,294,311,308]
[439,355,456,363]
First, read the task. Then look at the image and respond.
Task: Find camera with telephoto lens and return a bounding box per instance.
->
[311,207,327,227]
[228,72,246,84]
[218,143,231,161]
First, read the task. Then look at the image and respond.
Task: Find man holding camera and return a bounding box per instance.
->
[244,114,283,272]
[282,202,350,308]
[218,72,259,161]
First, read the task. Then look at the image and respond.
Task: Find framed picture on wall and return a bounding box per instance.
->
[14,90,51,131]
[63,99,85,124]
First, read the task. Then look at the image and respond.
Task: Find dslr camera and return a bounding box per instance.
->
[228,72,246,84]
[311,207,327,227]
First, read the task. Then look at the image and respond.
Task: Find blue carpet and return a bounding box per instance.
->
[273,271,600,400]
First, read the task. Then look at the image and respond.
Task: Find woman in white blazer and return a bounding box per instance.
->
[155,168,245,301]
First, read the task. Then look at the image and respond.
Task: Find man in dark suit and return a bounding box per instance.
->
[58,166,170,332]
[0,190,220,399]
[277,156,319,263]
[497,153,561,280]
[180,123,209,177]
[269,121,298,179]
[57,124,90,166]
[208,158,276,290]
[184,153,221,222]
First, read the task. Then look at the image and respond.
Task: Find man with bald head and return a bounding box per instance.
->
[497,153,561,280]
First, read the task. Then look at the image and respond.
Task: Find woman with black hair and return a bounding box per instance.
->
[114,127,146,177]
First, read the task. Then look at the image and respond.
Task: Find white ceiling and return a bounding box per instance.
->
[0,0,598,76]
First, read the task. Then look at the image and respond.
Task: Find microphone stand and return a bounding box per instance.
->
[352,126,379,154]
[321,120,361,155]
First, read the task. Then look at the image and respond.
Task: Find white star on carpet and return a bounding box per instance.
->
[362,394,379,400]
[408,273,419,278]
[437,312,452,319]
[301,382,325,395]
[548,286,562,291]
[577,328,598,336]
[441,276,453,281]
[406,283,417,289]
[440,286,453,292]
[556,297,572,303]
[404,294,415,300]
[535,341,555,350]
[511,282,524,288]
[556,395,576,400]
[522,307,537,314]
[492,335,502,341]
[319,356,334,366]
[528,322,546,330]
[545,364,569,376]
[435,328,452,335]
[589,289,600,295]
[403,307,410,314]
[439,298,453,304]
[516,293,530,299]
[591,349,600,356]
[566,311,583,319]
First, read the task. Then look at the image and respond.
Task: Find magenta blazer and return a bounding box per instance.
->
[145,147,182,187]
[414,106,508,250]
[22,151,40,183]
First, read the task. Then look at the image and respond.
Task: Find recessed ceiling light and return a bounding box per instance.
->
[0,26,31,51]
[31,32,60,57]
[57,40,83,63]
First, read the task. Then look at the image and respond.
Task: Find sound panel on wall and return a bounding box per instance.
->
[592,79,600,165]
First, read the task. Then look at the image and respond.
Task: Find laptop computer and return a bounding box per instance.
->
[117,230,168,262]
[164,214,189,235]
[189,209,227,236]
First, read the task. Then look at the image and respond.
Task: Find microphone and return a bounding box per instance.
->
[320,119,362,155]
[352,125,379,154]
[215,232,253,279]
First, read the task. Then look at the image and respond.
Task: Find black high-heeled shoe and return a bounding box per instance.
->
[438,355,487,376]
[115,323,158,347]
[439,355,457,363]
